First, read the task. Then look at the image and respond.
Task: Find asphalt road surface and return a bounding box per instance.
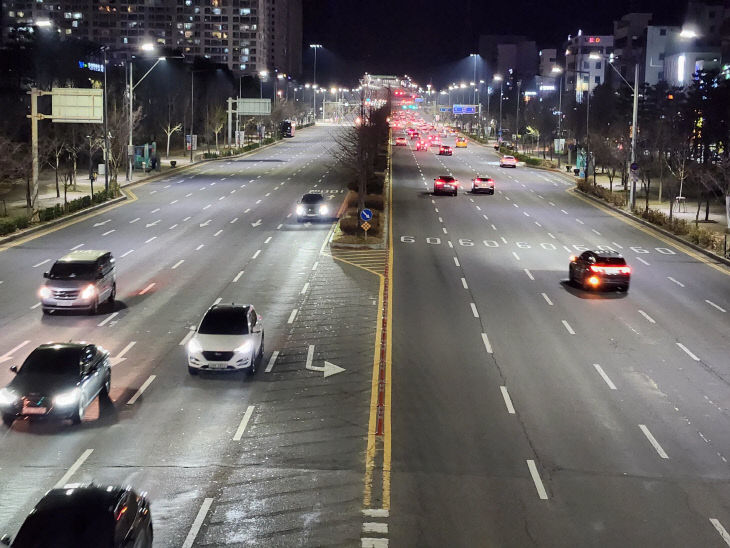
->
[390,133,730,547]
[0,125,381,547]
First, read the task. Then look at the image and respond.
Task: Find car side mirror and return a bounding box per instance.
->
[9,366,17,374]
[43,272,49,279]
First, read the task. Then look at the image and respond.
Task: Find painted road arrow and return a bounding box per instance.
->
[199,220,211,227]
[305,345,345,378]
[93,219,111,227]
[145,220,161,228]
[251,219,262,227]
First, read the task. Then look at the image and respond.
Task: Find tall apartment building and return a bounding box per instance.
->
[1,0,301,76]
[564,31,614,102]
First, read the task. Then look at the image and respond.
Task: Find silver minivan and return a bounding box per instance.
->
[39,250,116,315]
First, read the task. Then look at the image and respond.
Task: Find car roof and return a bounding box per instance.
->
[58,250,110,263]
[34,484,127,512]
[207,304,251,314]
[35,342,89,352]
[592,250,624,258]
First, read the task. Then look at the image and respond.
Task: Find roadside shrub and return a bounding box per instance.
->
[40,207,56,222]
[14,216,30,229]
[339,216,360,235]
[364,194,384,211]
[0,218,17,235]
[524,157,542,166]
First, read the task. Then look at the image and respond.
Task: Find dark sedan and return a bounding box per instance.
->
[0,343,111,426]
[569,250,631,291]
[2,483,152,548]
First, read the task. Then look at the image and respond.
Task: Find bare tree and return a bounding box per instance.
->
[162,122,182,158]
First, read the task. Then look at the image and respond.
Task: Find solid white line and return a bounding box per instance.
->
[453,257,460,267]
[30,302,41,310]
[145,237,157,244]
[54,449,94,488]
[636,256,650,266]
[526,460,548,499]
[252,250,261,259]
[97,312,119,327]
[593,364,617,390]
[179,328,195,346]
[500,386,516,414]
[481,332,493,354]
[232,270,244,283]
[265,350,279,373]
[470,303,479,318]
[129,217,140,224]
[139,283,155,295]
[363,523,388,534]
[706,300,727,313]
[33,259,50,268]
[541,293,553,306]
[710,519,730,546]
[127,375,156,405]
[214,229,223,237]
[102,229,115,236]
[233,405,255,441]
[287,308,298,324]
[639,424,669,459]
[182,498,214,548]
[116,341,136,360]
[70,244,85,250]
[264,236,272,244]
[312,261,319,271]
[524,269,534,280]
[638,310,656,323]
[362,509,390,518]
[667,276,684,287]
[121,249,134,258]
[512,251,520,261]
[213,297,222,305]
[677,342,700,361]
[461,278,468,289]
[562,320,575,335]
[301,282,309,294]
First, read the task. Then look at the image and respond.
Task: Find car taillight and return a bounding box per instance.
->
[569,255,577,262]
[590,265,631,274]
[588,276,601,286]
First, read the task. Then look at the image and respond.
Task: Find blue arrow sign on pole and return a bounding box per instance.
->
[360,208,373,222]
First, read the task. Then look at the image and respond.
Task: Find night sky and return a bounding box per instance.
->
[302,0,687,86]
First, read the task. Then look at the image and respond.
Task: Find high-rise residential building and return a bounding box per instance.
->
[538,48,558,77]
[1,0,301,76]
[563,31,614,102]
[644,25,681,85]
[612,12,653,85]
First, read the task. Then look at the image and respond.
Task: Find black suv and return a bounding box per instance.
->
[296,191,330,222]
[569,250,631,291]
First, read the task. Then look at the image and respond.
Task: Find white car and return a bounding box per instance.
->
[500,155,517,168]
[187,304,264,376]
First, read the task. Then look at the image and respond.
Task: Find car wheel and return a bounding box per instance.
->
[247,351,257,376]
[187,366,199,376]
[107,283,116,304]
[88,299,98,315]
[2,414,14,428]
[71,396,85,425]
[568,264,575,284]
[258,334,265,362]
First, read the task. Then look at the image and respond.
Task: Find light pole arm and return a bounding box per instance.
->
[133,58,165,90]
[606,61,635,93]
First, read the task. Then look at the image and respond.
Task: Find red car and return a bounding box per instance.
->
[395,137,407,146]
[471,177,495,194]
[569,250,631,291]
[415,140,429,151]
[439,145,453,156]
[429,136,442,147]
[434,176,459,196]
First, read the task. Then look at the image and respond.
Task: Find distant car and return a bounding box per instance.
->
[2,484,152,548]
[428,135,441,147]
[410,132,420,140]
[0,343,111,427]
[500,155,517,167]
[296,191,330,222]
[471,177,495,194]
[395,137,407,146]
[439,145,453,156]
[187,304,264,376]
[455,137,467,148]
[569,251,631,291]
[415,140,429,151]
[434,176,459,196]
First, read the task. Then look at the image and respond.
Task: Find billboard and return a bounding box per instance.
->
[237,98,271,116]
[52,88,104,124]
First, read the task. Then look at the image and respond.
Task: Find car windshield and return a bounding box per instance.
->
[48,262,96,280]
[19,348,81,376]
[199,308,249,335]
[439,176,454,182]
[301,194,323,204]
[596,256,627,265]
[13,507,113,547]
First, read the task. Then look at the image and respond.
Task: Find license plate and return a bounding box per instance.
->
[56,301,72,306]
[23,406,47,415]
[208,363,227,370]
[444,185,453,189]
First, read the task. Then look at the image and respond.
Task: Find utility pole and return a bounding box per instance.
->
[190,72,194,164]
[557,76,563,168]
[128,61,133,181]
[102,48,110,192]
[515,80,521,151]
[629,63,639,210]
[585,85,591,182]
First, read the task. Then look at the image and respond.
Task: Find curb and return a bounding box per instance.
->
[573,188,730,267]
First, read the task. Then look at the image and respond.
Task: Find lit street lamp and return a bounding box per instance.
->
[493,75,504,141]
[310,44,322,120]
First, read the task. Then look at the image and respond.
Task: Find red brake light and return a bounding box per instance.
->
[590,264,631,274]
[569,255,576,262]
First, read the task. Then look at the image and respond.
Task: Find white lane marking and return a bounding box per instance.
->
[172,260,184,270]
[447,241,453,248]
[213,297,222,305]
[505,196,511,201]
[277,224,283,230]
[482,214,488,220]
[203,204,211,210]
[54,449,94,488]
[265,350,280,373]
[548,232,556,239]
[287,308,298,324]
[461,278,468,289]
[667,276,684,287]
[169,224,178,230]
[491,224,497,230]
[312,261,319,271]
[442,227,448,234]
[130,216,142,223]
[115,341,136,360]
[513,204,519,208]
[562,320,575,335]
[453,257,460,267]
[523,211,530,217]
[256,199,262,204]
[265,192,271,197]
[185,193,193,197]
[575,218,584,224]
[592,229,601,235]
[233,405,255,441]
[33,259,50,268]
[636,256,650,266]
[362,509,389,518]
[438,217,443,223]
[638,310,656,323]
[252,250,261,259]
[534,221,542,227]
[230,217,239,224]
[512,251,520,261]
[526,460,549,499]
[470,303,479,318]
[301,282,309,294]
[548,201,556,206]
[145,237,157,244]
[264,236,272,244]
[121,249,134,258]
[0,340,30,363]
[151,208,160,214]
[195,244,204,251]
[182,498,214,548]
[639,424,669,459]
[561,209,568,214]
[524,269,534,280]
[706,300,727,313]
[70,244,85,250]
[500,386,516,414]
[476,206,482,211]
[481,332,493,354]
[593,364,617,390]
[179,327,195,346]
[363,523,388,534]
[710,519,730,546]
[677,342,700,361]
[214,230,223,237]
[541,293,553,306]
[30,302,41,310]
[563,245,572,252]
[183,216,192,222]
[139,283,156,295]
[170,200,178,204]
[218,196,225,201]
[500,237,508,244]
[233,271,244,283]
[97,312,119,327]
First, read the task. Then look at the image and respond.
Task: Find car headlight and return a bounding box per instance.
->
[39,286,51,299]
[234,340,253,354]
[319,205,329,215]
[296,205,305,215]
[187,338,202,354]
[80,284,96,300]
[53,388,81,407]
[0,388,18,406]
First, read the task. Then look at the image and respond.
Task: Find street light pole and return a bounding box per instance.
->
[190,72,194,164]
[515,80,522,151]
[102,47,109,192]
[557,75,563,168]
[310,44,322,119]
[630,63,639,209]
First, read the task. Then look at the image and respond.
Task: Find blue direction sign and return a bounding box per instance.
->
[439,107,452,112]
[453,104,477,115]
[360,208,373,222]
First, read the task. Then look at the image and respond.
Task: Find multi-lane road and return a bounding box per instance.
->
[390,132,730,546]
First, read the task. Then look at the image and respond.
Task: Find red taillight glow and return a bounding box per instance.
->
[588,276,601,286]
[590,265,631,275]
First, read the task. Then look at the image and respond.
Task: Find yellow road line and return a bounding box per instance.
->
[568,188,729,276]
[383,159,393,510]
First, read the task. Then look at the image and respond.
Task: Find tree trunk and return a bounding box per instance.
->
[696,190,702,223]
[705,197,710,222]
[55,160,60,198]
[645,174,651,213]
[72,157,77,191]
[725,194,730,229]
[166,133,171,158]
